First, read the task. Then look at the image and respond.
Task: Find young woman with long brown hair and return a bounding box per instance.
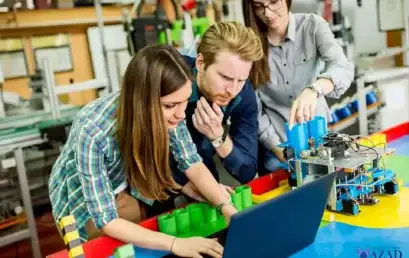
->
[48,44,236,257]
[242,0,354,174]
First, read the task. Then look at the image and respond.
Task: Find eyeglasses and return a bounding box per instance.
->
[253,0,283,13]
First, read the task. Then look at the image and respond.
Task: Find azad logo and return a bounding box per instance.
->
[357,248,403,258]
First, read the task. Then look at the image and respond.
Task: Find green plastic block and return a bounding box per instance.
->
[173,208,191,235]
[158,17,211,45]
[235,185,253,209]
[231,191,243,211]
[114,243,134,258]
[186,203,204,228]
[158,202,225,238]
[157,185,256,239]
[158,213,177,236]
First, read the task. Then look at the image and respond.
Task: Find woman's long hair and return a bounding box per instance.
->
[117,44,192,200]
[242,0,292,88]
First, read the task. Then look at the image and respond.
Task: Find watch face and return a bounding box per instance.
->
[212,138,223,147]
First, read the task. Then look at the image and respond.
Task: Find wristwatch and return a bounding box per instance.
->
[305,82,325,98]
[211,127,228,148]
[215,201,235,212]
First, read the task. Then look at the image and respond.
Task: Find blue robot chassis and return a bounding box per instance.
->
[280,116,399,216]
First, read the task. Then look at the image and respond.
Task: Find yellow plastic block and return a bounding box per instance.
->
[327,187,409,228]
[398,179,403,188]
[63,231,80,245]
[59,215,84,257]
[68,245,84,258]
[59,215,75,230]
[279,179,287,187]
[322,211,335,222]
[252,183,291,204]
[359,133,387,148]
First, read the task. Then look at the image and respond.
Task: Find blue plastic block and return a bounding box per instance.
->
[335,106,352,119]
[348,187,359,199]
[336,200,343,212]
[350,99,359,113]
[285,122,309,157]
[352,203,359,215]
[372,168,394,179]
[330,112,339,124]
[289,162,309,180]
[366,90,378,105]
[307,116,327,143]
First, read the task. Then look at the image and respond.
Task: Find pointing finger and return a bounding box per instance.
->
[289,101,298,128]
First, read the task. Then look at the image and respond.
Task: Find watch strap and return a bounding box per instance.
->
[211,124,228,147]
[306,83,324,98]
[215,201,234,212]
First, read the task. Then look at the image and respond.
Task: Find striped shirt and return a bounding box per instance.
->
[48,92,202,241]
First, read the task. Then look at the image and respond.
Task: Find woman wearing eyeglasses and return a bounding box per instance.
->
[242,0,354,175]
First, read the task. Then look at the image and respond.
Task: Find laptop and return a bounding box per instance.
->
[164,172,337,258]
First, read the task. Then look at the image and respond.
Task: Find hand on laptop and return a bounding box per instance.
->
[171,236,223,258]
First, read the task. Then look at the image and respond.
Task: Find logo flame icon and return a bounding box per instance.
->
[356,248,371,258]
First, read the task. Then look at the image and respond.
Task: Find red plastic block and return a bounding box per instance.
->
[248,170,290,195]
[182,0,196,11]
[48,215,163,257]
[140,216,159,231]
[47,236,124,258]
[379,122,409,143]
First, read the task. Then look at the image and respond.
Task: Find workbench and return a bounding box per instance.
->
[47,122,409,258]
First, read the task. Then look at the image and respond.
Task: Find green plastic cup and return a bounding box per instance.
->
[231,192,243,211]
[236,185,252,209]
[157,213,177,236]
[186,203,204,228]
[202,202,218,222]
[173,208,191,235]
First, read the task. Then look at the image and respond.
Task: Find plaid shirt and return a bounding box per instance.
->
[48,92,202,241]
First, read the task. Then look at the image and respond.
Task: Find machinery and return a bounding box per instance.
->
[280,116,399,216]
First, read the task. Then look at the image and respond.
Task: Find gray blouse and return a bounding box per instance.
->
[257,12,355,151]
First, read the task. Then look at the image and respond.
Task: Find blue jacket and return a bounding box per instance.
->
[181,55,259,184]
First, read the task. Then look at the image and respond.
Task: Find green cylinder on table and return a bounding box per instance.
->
[186,203,204,228]
[231,192,243,211]
[202,202,217,222]
[173,208,191,235]
[235,185,252,209]
[157,213,177,236]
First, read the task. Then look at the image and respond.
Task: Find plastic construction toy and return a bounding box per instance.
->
[279,116,400,216]
[247,169,290,204]
[113,244,135,258]
[157,185,253,238]
[59,215,85,258]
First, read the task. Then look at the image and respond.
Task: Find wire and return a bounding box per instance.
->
[320,132,382,169]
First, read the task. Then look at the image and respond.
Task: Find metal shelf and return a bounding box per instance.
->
[0,148,42,258]
[0,229,30,248]
[329,102,381,132]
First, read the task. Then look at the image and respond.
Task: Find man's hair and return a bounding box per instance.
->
[242,0,292,88]
[197,21,263,83]
[117,44,191,200]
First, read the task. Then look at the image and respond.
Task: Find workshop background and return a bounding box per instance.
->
[0,0,409,257]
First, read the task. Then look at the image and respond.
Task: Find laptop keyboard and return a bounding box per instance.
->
[162,229,227,258]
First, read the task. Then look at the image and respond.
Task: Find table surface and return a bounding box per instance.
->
[47,133,409,258]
